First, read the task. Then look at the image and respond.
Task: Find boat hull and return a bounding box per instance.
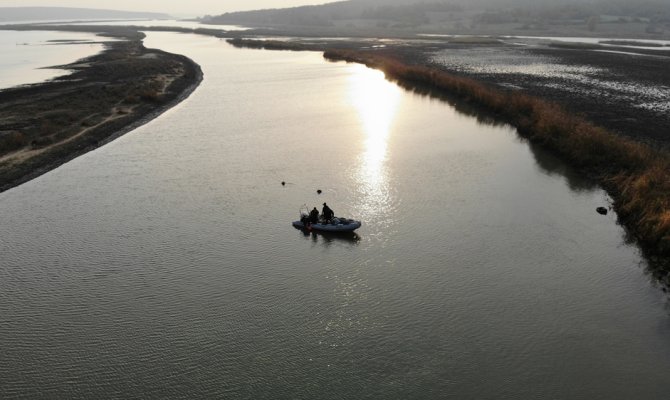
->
[292,220,361,232]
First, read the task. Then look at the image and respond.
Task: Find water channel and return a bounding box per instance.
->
[0,32,668,398]
[0,30,107,90]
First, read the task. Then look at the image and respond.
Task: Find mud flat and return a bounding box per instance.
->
[0,29,202,192]
[420,40,670,150]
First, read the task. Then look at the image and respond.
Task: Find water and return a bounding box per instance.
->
[0,32,669,398]
[61,19,249,31]
[511,35,670,50]
[0,30,107,90]
[419,34,670,49]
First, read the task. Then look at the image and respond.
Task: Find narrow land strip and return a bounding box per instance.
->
[0,30,203,192]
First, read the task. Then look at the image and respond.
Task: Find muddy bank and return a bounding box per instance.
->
[0,32,203,193]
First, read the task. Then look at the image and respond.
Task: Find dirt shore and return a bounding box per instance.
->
[0,31,203,193]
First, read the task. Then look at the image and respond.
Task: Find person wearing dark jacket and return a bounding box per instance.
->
[309,207,319,224]
[322,203,334,223]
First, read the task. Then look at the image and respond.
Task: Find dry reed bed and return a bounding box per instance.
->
[324,49,670,258]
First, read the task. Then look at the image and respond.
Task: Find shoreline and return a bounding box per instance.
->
[322,49,670,263]
[0,33,203,193]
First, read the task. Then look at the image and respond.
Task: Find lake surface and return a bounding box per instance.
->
[1,32,669,398]
[419,33,670,49]
[0,30,106,90]
[61,19,248,31]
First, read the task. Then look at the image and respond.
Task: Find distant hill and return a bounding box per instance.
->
[201,0,463,27]
[200,0,669,36]
[0,7,171,22]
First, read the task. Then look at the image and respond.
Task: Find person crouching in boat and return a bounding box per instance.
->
[322,203,334,224]
[309,207,319,225]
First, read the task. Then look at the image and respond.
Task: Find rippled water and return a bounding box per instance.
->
[431,47,604,78]
[430,46,670,115]
[63,19,248,31]
[511,35,670,49]
[420,34,670,49]
[0,30,106,89]
[0,32,669,398]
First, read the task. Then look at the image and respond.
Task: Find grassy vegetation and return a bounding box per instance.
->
[600,40,665,47]
[0,132,28,156]
[226,38,314,51]
[324,49,670,257]
[445,36,503,45]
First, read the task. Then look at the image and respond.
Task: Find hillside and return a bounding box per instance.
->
[201,0,670,37]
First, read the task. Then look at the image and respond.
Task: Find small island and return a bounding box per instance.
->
[0,27,202,192]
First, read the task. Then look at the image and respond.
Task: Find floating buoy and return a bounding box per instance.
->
[281,181,285,186]
[317,189,322,194]
[596,207,608,215]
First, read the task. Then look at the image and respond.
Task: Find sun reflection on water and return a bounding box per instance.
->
[347,65,402,221]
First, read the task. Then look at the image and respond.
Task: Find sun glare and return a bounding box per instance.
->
[348,65,401,182]
[347,64,402,217]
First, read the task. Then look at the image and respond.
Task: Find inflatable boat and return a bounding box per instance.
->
[292,216,362,232]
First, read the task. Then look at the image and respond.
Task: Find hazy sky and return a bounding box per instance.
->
[0,1,335,16]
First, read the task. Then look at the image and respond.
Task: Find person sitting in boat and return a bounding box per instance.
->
[309,207,319,225]
[322,202,334,223]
